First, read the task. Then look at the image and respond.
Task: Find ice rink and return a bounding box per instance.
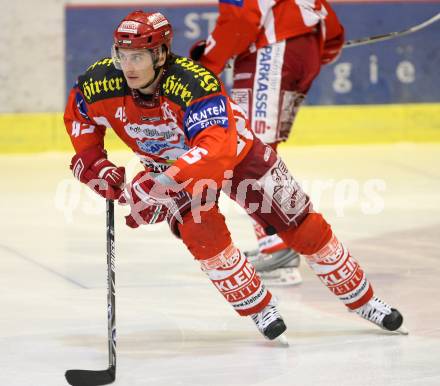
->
[1,143,439,386]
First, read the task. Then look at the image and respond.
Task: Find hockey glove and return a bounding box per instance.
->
[119,171,193,230]
[189,40,206,61]
[70,146,125,200]
[119,171,174,228]
[321,27,345,65]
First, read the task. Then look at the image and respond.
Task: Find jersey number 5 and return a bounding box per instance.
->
[181,147,208,164]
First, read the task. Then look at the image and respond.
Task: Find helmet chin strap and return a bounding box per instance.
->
[138,66,162,90]
[138,49,164,91]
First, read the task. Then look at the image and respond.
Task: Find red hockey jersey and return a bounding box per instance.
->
[200,0,344,74]
[64,55,254,194]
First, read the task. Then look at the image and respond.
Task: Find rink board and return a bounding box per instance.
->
[1,104,440,153]
[2,1,440,153]
[65,1,440,105]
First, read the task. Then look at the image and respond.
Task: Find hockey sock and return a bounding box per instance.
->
[200,244,272,316]
[279,213,373,309]
[178,208,272,316]
[305,233,373,310]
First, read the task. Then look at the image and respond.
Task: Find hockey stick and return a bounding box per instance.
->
[65,199,117,386]
[344,12,440,48]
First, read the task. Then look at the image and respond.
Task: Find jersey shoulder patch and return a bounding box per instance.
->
[161,55,222,109]
[77,57,129,104]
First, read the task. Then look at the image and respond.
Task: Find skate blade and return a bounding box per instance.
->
[276,334,289,347]
[261,269,302,287]
[395,324,409,335]
[264,277,303,286]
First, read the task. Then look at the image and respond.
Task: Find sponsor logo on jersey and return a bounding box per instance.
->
[174,57,220,93]
[183,96,228,139]
[124,122,179,141]
[86,58,114,72]
[124,121,189,160]
[162,75,194,106]
[219,0,244,6]
[79,58,127,103]
[82,75,125,103]
[136,140,169,154]
[136,136,189,160]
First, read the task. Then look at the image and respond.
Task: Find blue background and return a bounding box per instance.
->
[65,2,440,105]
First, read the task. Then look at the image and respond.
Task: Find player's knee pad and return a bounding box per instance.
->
[178,206,232,261]
[278,212,332,255]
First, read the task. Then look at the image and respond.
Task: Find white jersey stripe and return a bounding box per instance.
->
[258,0,277,43]
[295,0,327,27]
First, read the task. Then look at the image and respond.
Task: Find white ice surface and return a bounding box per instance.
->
[0,143,439,386]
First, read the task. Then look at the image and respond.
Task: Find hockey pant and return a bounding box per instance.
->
[232,33,321,145]
[232,33,322,253]
[177,138,373,316]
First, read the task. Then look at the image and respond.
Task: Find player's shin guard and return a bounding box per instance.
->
[178,207,271,316]
[199,244,272,316]
[305,233,373,310]
[279,213,373,309]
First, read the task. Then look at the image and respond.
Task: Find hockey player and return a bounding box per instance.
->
[189,0,345,286]
[64,11,407,342]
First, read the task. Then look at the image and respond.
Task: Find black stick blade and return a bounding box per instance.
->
[65,366,115,386]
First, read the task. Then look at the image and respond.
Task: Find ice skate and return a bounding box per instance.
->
[354,296,408,335]
[251,298,288,344]
[245,248,302,286]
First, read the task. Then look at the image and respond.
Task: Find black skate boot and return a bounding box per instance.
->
[251,298,288,343]
[354,296,408,334]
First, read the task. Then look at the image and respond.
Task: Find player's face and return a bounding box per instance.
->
[118,48,154,89]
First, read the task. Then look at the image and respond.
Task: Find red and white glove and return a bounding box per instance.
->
[118,171,174,228]
[120,199,169,229]
[118,171,193,229]
[70,146,125,200]
[321,28,345,65]
[189,40,206,61]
